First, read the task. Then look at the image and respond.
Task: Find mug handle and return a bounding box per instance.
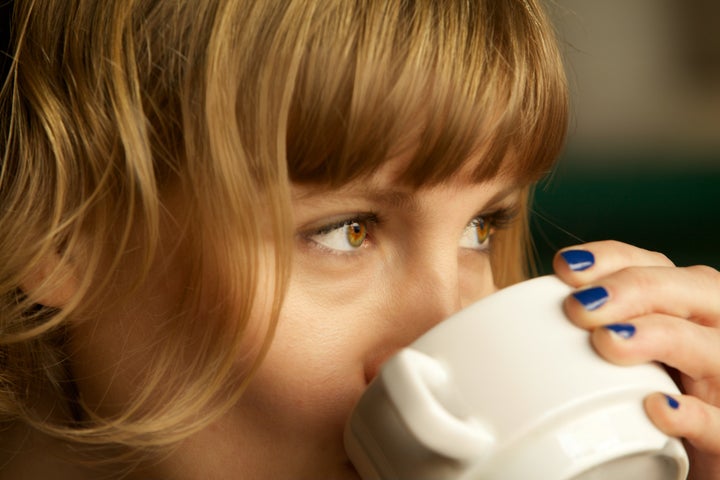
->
[382,348,495,461]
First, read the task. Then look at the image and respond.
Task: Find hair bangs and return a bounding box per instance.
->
[286,0,567,189]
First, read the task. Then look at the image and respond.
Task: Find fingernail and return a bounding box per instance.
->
[605,323,636,339]
[572,286,609,311]
[664,394,680,410]
[560,249,595,272]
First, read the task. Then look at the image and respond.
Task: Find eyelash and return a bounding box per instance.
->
[461,207,519,252]
[302,212,381,255]
[483,206,520,231]
[301,207,519,255]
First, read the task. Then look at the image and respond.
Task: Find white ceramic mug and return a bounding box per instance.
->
[344,275,688,479]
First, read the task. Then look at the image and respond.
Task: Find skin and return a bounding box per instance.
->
[69,156,518,479]
[555,241,720,480]
[5,159,720,478]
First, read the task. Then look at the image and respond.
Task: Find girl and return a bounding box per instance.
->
[1,0,718,478]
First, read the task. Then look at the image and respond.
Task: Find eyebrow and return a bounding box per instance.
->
[293,186,420,213]
[363,189,421,211]
[293,183,521,213]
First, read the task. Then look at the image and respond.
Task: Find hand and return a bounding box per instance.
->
[553,241,720,480]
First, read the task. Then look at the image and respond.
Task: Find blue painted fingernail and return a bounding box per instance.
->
[560,249,595,271]
[605,323,636,339]
[572,286,609,311]
[664,394,680,410]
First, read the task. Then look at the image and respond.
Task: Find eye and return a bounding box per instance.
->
[459,216,493,251]
[308,216,373,252]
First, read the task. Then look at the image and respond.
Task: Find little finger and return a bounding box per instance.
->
[645,392,720,456]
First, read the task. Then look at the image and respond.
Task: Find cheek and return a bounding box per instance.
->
[233,280,374,447]
[459,252,497,307]
[67,245,273,419]
[262,274,376,391]
[245,245,390,409]
[68,304,177,417]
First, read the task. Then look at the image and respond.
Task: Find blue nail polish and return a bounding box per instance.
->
[572,286,609,311]
[665,394,680,410]
[560,250,595,272]
[605,323,636,339]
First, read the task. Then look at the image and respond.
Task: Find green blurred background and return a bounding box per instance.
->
[531,153,720,274]
[532,1,720,274]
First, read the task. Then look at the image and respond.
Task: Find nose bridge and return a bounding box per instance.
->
[396,246,462,338]
[364,235,466,385]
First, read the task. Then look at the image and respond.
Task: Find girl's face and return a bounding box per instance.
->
[71,157,520,479]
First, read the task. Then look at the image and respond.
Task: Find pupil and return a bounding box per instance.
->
[476,218,489,243]
[347,222,366,247]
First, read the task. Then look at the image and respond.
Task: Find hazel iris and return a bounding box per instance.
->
[475,217,491,244]
[346,221,367,248]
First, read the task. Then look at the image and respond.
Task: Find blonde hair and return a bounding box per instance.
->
[0,0,567,465]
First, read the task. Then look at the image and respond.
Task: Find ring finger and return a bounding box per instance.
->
[590,313,720,382]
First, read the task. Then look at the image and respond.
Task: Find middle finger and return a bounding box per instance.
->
[564,265,720,329]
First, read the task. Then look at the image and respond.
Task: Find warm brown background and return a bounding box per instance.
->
[533,1,720,272]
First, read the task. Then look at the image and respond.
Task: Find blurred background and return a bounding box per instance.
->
[532,0,720,273]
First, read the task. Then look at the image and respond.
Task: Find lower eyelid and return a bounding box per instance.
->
[300,237,373,259]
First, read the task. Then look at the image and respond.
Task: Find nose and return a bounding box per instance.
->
[399,256,463,333]
[363,247,464,383]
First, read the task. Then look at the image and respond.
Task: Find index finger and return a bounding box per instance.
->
[553,240,675,287]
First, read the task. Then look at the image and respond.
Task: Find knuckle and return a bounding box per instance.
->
[693,399,713,434]
[631,245,674,267]
[612,241,674,267]
[653,321,676,355]
[603,239,628,254]
[648,250,674,267]
[603,239,624,249]
[618,265,657,290]
[686,264,720,287]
